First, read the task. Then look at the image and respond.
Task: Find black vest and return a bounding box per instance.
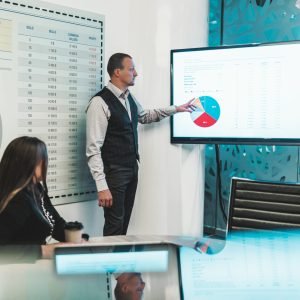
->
[94,87,139,168]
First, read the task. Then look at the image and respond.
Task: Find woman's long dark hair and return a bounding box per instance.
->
[0,136,48,213]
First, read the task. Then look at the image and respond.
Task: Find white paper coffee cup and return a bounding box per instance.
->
[64,221,83,243]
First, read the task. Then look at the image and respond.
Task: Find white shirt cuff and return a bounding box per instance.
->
[169,105,177,114]
[96,179,108,192]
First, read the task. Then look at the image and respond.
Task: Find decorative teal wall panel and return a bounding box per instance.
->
[205,0,300,233]
[223,0,300,44]
[205,144,300,232]
[209,0,223,46]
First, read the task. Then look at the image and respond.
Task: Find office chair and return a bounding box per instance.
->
[228,178,300,231]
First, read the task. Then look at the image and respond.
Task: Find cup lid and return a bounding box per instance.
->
[64,221,83,230]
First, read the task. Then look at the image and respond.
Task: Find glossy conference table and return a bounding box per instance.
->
[0,235,198,300]
[1,231,300,300]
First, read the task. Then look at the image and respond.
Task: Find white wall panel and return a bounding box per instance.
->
[47,0,208,237]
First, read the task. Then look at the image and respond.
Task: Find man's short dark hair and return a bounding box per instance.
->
[107,53,132,77]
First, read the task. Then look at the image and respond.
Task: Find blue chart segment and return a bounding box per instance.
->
[191,96,220,127]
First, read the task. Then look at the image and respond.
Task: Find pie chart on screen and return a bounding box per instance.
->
[190,96,220,127]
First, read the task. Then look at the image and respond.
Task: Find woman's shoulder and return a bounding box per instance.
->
[4,188,33,214]
[12,187,33,202]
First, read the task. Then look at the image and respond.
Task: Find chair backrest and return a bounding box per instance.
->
[228,178,300,232]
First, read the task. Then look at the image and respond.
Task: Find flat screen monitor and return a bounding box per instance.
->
[171,41,300,145]
[179,230,300,299]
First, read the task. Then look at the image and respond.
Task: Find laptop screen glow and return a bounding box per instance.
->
[55,245,169,275]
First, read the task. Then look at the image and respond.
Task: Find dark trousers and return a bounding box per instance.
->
[103,162,138,236]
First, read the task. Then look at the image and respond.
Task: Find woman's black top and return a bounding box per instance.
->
[0,184,66,262]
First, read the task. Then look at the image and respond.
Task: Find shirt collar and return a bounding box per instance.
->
[107,81,129,99]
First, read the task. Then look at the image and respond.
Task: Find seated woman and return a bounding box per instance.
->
[0,136,77,262]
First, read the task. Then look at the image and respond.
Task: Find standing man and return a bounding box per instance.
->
[86,53,193,236]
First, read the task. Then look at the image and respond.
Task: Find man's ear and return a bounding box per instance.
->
[121,284,128,293]
[114,68,121,78]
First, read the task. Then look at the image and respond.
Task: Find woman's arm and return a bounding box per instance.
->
[0,192,43,263]
[43,194,66,242]
[0,192,32,244]
[41,243,67,259]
